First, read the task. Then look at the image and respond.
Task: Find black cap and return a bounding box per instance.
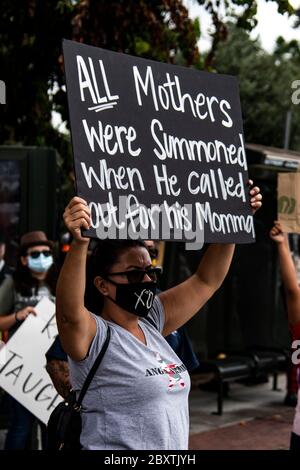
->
[19,231,53,255]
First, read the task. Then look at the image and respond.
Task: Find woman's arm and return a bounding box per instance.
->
[56,197,96,361]
[160,182,262,336]
[270,221,300,326]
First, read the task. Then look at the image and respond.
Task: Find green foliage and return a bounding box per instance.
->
[214,25,300,150]
[197,0,293,69]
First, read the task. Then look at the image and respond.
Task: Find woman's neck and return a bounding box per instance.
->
[101,300,147,345]
[101,300,139,330]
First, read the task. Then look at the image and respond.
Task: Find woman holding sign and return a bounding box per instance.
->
[56,182,262,450]
[0,231,57,450]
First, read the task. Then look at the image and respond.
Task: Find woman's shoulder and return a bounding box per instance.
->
[89,311,109,331]
[68,312,109,368]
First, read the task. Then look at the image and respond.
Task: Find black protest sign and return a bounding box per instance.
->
[63,39,255,244]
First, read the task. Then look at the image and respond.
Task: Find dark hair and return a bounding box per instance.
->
[84,239,147,313]
[13,256,58,297]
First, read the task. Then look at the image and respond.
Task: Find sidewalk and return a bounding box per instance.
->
[188,373,294,450]
[0,373,296,450]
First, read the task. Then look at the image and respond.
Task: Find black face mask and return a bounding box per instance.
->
[105,279,157,318]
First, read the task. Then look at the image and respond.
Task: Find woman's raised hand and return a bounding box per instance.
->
[63,197,91,244]
[248,179,262,214]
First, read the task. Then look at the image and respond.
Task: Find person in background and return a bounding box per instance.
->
[144,240,200,373]
[0,231,57,449]
[270,221,300,450]
[0,232,15,434]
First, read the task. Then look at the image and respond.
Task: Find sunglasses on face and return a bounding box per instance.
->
[27,250,52,259]
[107,267,162,284]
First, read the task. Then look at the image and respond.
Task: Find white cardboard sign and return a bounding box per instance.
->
[0,297,63,424]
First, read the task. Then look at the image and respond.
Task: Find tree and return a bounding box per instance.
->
[0,0,201,214]
[196,0,293,69]
[0,1,73,145]
[0,0,200,146]
[213,25,300,150]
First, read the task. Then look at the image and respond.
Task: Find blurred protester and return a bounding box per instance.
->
[270,221,300,450]
[0,231,57,449]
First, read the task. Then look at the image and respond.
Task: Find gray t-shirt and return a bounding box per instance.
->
[68,296,191,450]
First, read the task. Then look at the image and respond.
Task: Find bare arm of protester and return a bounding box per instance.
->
[160,181,262,336]
[56,197,96,361]
[270,221,300,326]
[46,359,72,399]
[0,306,37,331]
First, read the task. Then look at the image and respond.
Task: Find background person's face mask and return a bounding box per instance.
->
[106,280,157,318]
[28,253,53,273]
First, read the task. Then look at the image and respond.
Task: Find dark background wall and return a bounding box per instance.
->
[161,162,291,359]
[0,146,57,266]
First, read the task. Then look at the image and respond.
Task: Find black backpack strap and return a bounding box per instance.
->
[76,325,111,407]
